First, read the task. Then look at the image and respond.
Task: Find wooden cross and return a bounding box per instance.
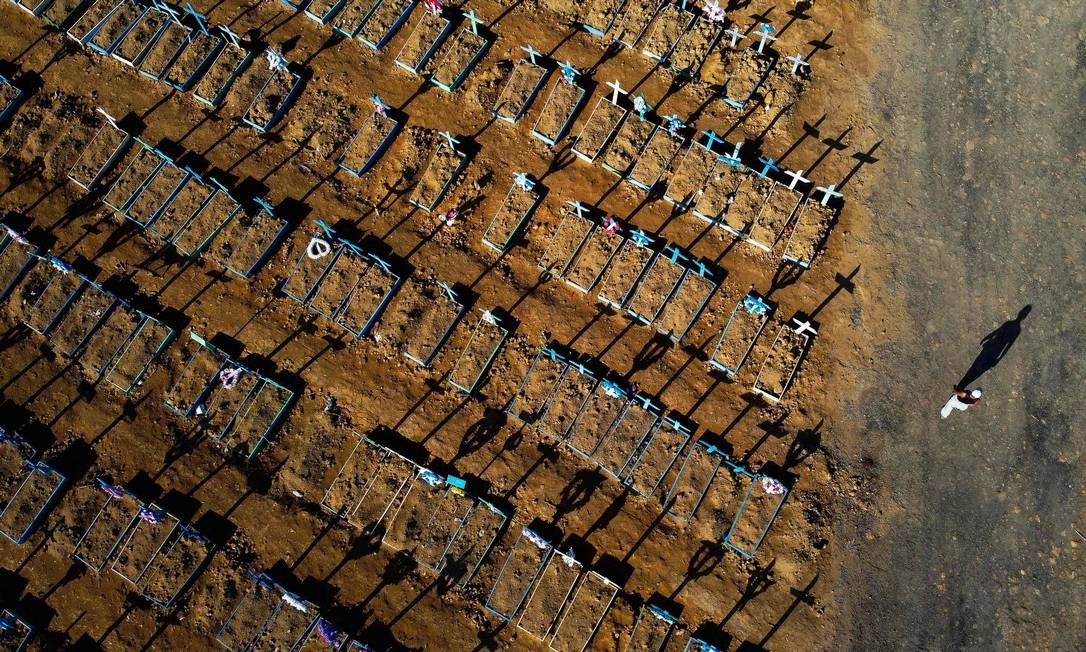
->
[567,200,588,220]
[463,9,483,35]
[520,44,541,66]
[439,130,460,151]
[371,95,389,115]
[514,172,535,191]
[184,3,210,34]
[755,24,778,53]
[757,156,779,177]
[784,168,809,190]
[95,107,120,129]
[814,183,842,206]
[220,25,244,49]
[665,244,688,264]
[606,79,626,104]
[787,52,810,75]
[701,129,723,152]
[724,26,746,48]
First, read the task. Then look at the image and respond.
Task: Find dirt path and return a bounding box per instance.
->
[834,1,1086,649]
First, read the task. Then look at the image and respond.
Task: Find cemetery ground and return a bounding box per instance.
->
[3,0,1077,650]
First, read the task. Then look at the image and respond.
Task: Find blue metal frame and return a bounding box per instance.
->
[192,28,254,106]
[626,246,687,325]
[536,360,598,442]
[0,461,66,544]
[723,47,776,109]
[163,28,226,91]
[482,176,541,252]
[623,415,691,496]
[708,292,771,375]
[538,200,595,278]
[336,110,401,177]
[110,503,180,584]
[0,610,34,652]
[530,79,585,146]
[138,16,193,81]
[68,109,132,190]
[162,332,229,416]
[142,523,214,608]
[281,221,343,304]
[52,278,118,358]
[87,0,148,56]
[241,65,304,132]
[125,153,192,228]
[111,8,170,67]
[215,572,282,651]
[331,0,382,38]
[572,95,627,163]
[722,468,789,558]
[595,394,662,480]
[305,0,348,24]
[102,138,164,213]
[660,257,720,342]
[596,229,658,310]
[408,141,467,211]
[171,177,241,258]
[403,281,468,366]
[664,440,726,522]
[565,378,627,459]
[394,10,453,74]
[430,24,490,91]
[628,604,678,651]
[21,255,83,336]
[65,0,125,46]
[332,246,403,338]
[447,311,511,394]
[484,527,554,621]
[627,126,685,191]
[641,2,696,63]
[685,636,724,652]
[507,345,567,424]
[223,198,290,278]
[357,0,417,49]
[72,479,141,571]
[492,56,548,124]
[101,310,176,393]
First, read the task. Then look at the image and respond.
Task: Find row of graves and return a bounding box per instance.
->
[71,478,213,609]
[68,108,292,278]
[507,343,791,554]
[0,224,176,394]
[10,0,304,132]
[216,571,374,651]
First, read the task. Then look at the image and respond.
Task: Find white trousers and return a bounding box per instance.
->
[940,395,970,418]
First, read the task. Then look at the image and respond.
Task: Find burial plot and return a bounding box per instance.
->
[722,171,774,238]
[140,524,213,607]
[410,131,467,212]
[483,172,541,252]
[0,226,37,302]
[322,243,402,338]
[624,415,691,497]
[216,375,295,460]
[403,281,467,367]
[396,6,453,74]
[111,6,168,66]
[147,168,214,242]
[447,309,511,394]
[162,332,228,416]
[382,468,449,551]
[581,0,626,38]
[102,140,166,214]
[710,293,772,375]
[440,498,506,586]
[627,604,678,651]
[410,480,475,570]
[337,97,401,177]
[657,258,719,342]
[508,346,567,424]
[669,12,723,77]
[305,0,347,24]
[348,444,416,534]
[295,617,350,652]
[592,395,662,480]
[357,0,417,49]
[331,0,382,38]
[162,24,226,91]
[0,461,65,544]
[538,360,598,442]
[95,305,173,393]
[193,27,254,107]
[538,201,594,278]
[691,153,745,229]
[216,573,284,651]
[640,1,695,63]
[216,198,289,278]
[111,504,180,584]
[566,379,626,459]
[66,0,125,46]
[626,245,687,325]
[572,81,628,164]
[72,481,141,571]
[518,549,583,640]
[242,51,304,132]
[627,117,685,191]
[172,179,242,258]
[665,439,725,522]
[124,152,191,228]
[321,433,379,518]
[0,433,33,508]
[0,610,33,652]
[747,182,802,252]
[531,62,585,146]
[323,437,416,533]
[41,0,92,29]
[485,527,553,621]
[550,570,618,652]
[724,46,776,109]
[249,588,319,650]
[782,198,836,268]
[429,11,489,92]
[86,0,147,56]
[723,471,788,557]
[12,0,53,17]
[664,130,723,208]
[600,106,655,176]
[137,10,192,81]
[14,256,81,335]
[68,109,131,190]
[752,319,814,402]
[282,221,343,305]
[596,229,658,310]
[492,45,548,123]
[564,213,623,293]
[613,0,660,48]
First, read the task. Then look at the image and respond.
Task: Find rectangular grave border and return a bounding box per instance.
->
[448,497,507,586]
[622,415,691,496]
[408,136,468,212]
[709,292,772,375]
[146,165,210,241]
[249,584,320,650]
[350,440,418,534]
[20,254,82,336]
[581,0,627,37]
[596,228,659,311]
[447,309,512,394]
[336,99,401,177]
[721,465,789,558]
[659,256,721,342]
[87,0,150,56]
[124,153,192,229]
[0,75,25,126]
[42,0,95,30]
[492,48,549,124]
[171,176,242,258]
[65,0,124,46]
[319,431,368,518]
[537,357,600,443]
[599,111,657,178]
[141,522,214,608]
[629,604,680,650]
[516,547,583,640]
[746,181,802,252]
[304,0,346,24]
[280,220,344,305]
[331,243,403,338]
[0,224,39,302]
[751,318,815,403]
[669,14,724,78]
[109,6,168,67]
[51,277,116,358]
[626,244,688,325]
[626,123,685,192]
[662,129,723,208]
[357,0,418,49]
[212,374,296,461]
[102,137,165,213]
[11,0,53,17]
[594,393,663,481]
[99,309,176,393]
[429,13,490,92]
[68,108,132,190]
[192,27,254,107]
[571,92,628,163]
[410,476,473,571]
[506,344,567,425]
[565,378,628,459]
[781,199,838,269]
[403,280,468,367]
[530,70,586,146]
[163,27,227,92]
[379,465,447,550]
[481,173,542,253]
[394,8,453,74]
[223,197,290,278]
[295,616,351,651]
[71,478,141,571]
[537,200,595,279]
[0,461,65,544]
[723,46,776,110]
[641,2,696,63]
[563,211,624,294]
[110,503,180,584]
[615,0,661,49]
[548,569,620,652]
[215,571,285,650]
[162,331,228,416]
[483,526,554,621]
[0,609,33,651]
[686,637,726,652]
[241,60,304,133]
[331,0,382,38]
[138,13,193,82]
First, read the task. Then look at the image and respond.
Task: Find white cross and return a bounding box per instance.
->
[96,107,120,129]
[265,48,287,71]
[463,9,483,34]
[755,25,777,53]
[787,52,810,75]
[784,168,809,190]
[567,200,587,220]
[439,130,460,151]
[220,25,243,49]
[793,319,817,336]
[514,172,534,191]
[520,44,541,66]
[724,27,746,48]
[815,183,843,206]
[481,309,498,325]
[606,79,626,105]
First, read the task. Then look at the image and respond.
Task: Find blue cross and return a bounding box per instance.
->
[757,156,779,177]
[665,245,688,264]
[701,129,723,152]
[631,229,654,247]
[464,9,484,34]
[184,3,209,34]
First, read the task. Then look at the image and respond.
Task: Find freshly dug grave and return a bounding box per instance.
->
[89,3,146,54]
[493,58,546,121]
[755,325,808,398]
[564,226,622,291]
[641,3,693,60]
[397,11,449,73]
[748,182,802,250]
[628,128,683,189]
[411,144,464,209]
[244,68,300,129]
[138,22,191,79]
[725,172,775,235]
[784,199,837,266]
[358,0,415,46]
[538,205,593,275]
[332,0,382,35]
[485,181,538,249]
[626,254,685,323]
[448,316,507,391]
[163,30,224,89]
[596,240,653,308]
[612,0,659,47]
[127,162,188,226]
[175,190,239,257]
[657,270,715,339]
[665,142,717,206]
[150,178,215,242]
[430,29,488,89]
[573,97,626,161]
[726,48,775,105]
[711,301,768,372]
[193,44,250,104]
[669,16,721,75]
[518,552,582,639]
[533,79,585,143]
[600,116,654,174]
[693,162,745,223]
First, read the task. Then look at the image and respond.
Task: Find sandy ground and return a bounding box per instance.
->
[0,0,891,650]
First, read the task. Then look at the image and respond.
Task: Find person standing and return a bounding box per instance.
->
[941,388,983,418]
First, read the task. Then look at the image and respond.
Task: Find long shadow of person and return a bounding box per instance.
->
[957,305,1031,389]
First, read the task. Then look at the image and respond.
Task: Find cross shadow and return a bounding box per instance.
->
[957,305,1031,390]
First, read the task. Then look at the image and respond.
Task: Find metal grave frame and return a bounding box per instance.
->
[709,292,772,375]
[484,527,554,621]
